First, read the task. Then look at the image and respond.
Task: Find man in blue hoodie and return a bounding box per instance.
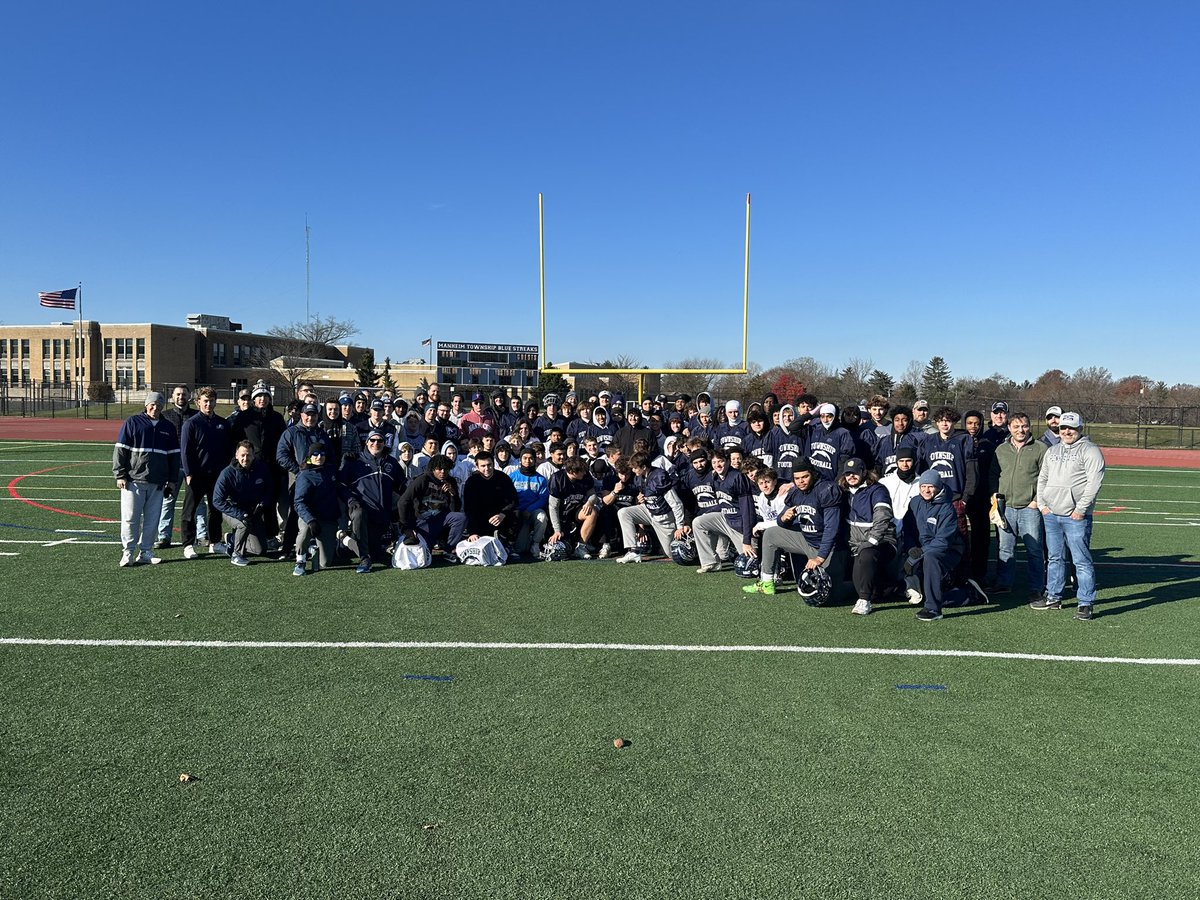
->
[907,470,987,621]
[805,403,857,482]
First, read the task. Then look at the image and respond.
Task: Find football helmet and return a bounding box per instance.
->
[541,540,570,562]
[733,553,760,578]
[798,566,833,607]
[668,534,698,565]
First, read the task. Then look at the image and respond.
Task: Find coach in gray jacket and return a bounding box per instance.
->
[1033,412,1105,620]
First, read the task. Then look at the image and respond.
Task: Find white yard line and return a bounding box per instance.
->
[0,636,1197,667]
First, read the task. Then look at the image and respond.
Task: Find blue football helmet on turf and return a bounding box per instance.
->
[733,553,760,578]
[541,540,570,562]
[669,534,698,565]
[798,567,833,606]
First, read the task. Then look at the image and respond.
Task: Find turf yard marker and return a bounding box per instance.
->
[4,637,1200,667]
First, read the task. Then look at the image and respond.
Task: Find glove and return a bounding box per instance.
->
[903,546,924,576]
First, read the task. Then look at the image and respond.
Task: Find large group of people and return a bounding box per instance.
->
[112,381,1107,620]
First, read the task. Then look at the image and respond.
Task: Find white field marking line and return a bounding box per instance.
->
[0,539,120,546]
[1,637,1199,667]
[55,528,107,534]
[1106,482,1200,488]
[0,473,114,478]
[0,552,20,556]
[1095,561,1200,569]
[1109,468,1200,475]
[1104,499,1200,505]
[1,498,120,503]
[1097,522,1200,527]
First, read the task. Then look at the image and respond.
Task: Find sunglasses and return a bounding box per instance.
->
[367,438,384,444]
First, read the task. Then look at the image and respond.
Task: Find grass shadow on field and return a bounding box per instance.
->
[1088,551,1200,618]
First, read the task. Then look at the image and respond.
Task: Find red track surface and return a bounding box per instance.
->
[0,417,122,442]
[1,417,1199,467]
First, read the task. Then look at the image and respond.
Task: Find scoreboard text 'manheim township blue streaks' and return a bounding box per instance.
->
[436,342,539,390]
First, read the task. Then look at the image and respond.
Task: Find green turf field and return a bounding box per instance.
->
[2,441,1199,899]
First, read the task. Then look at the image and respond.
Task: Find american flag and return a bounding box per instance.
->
[39,288,77,310]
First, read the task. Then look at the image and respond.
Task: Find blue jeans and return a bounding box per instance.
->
[997,505,1045,592]
[1043,513,1095,606]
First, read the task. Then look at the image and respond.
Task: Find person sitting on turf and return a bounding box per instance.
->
[462,451,519,548]
[292,444,345,576]
[508,447,549,559]
[693,448,755,573]
[213,440,276,566]
[341,430,407,574]
[397,453,467,556]
[547,456,601,558]
[614,451,686,563]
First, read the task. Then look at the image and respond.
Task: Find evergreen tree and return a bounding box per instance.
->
[868,369,895,397]
[536,370,570,399]
[381,357,397,393]
[354,349,378,388]
[922,356,953,402]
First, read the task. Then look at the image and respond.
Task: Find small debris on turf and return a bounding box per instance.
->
[613,738,628,749]
[421,823,441,831]
[178,772,195,783]
[173,613,183,619]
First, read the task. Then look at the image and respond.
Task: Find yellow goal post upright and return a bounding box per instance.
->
[537,192,751,404]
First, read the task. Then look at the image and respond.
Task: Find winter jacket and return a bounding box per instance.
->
[463,472,520,536]
[843,481,896,554]
[294,467,345,525]
[213,460,275,521]
[341,450,406,517]
[180,411,231,477]
[910,484,965,558]
[776,480,843,560]
[397,471,462,528]
[990,437,1046,508]
[113,412,181,486]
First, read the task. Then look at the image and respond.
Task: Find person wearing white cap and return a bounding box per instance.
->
[1040,406,1063,447]
[1034,412,1105,620]
[806,403,857,483]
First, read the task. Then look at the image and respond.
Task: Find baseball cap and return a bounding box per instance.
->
[991,401,1009,413]
[1059,412,1083,429]
[301,402,319,415]
[913,399,930,411]
[472,392,485,402]
[598,390,613,399]
[370,399,384,410]
[840,457,866,476]
[1045,405,1063,418]
[366,429,386,442]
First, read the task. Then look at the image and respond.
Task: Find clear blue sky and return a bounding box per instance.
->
[3,2,1197,386]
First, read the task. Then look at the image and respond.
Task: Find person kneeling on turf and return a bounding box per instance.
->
[546,457,600,558]
[292,444,345,576]
[213,440,276,567]
[341,429,407,574]
[744,459,843,597]
[906,470,987,621]
[615,452,686,563]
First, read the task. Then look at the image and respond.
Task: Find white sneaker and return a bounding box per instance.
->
[230,554,249,567]
[615,551,643,564]
[572,544,593,560]
[211,542,229,556]
[598,542,615,559]
[119,551,135,568]
[696,563,722,574]
[183,545,198,560]
[906,587,923,605]
[138,551,162,565]
[852,598,873,615]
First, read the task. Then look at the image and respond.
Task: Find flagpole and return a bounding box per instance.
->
[76,282,84,403]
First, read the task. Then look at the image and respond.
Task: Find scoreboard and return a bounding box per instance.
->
[436,341,539,392]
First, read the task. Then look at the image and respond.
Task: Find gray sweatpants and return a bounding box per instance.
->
[693,512,744,567]
[760,525,844,594]
[617,505,676,556]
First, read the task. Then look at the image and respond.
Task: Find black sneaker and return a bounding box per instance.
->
[991,584,1011,595]
[915,608,943,622]
[1030,596,1063,611]
[1075,604,1094,621]
[1028,589,1046,602]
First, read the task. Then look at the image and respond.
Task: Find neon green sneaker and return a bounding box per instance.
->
[742,580,776,595]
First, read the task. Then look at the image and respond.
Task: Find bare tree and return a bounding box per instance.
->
[249,315,360,391]
[660,358,725,398]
